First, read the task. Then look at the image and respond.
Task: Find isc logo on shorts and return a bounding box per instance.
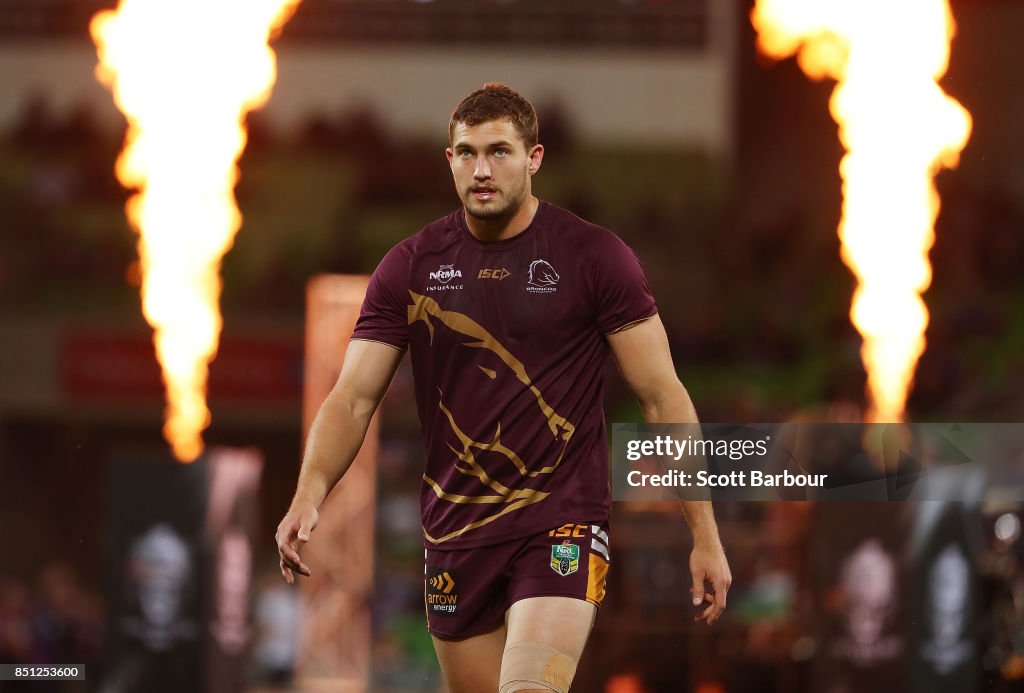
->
[426,567,459,614]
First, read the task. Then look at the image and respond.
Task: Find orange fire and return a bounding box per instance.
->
[91,0,300,461]
[752,0,972,422]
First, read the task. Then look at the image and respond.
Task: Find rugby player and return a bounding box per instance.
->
[276,83,731,693]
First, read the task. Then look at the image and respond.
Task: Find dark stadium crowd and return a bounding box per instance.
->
[0,564,103,686]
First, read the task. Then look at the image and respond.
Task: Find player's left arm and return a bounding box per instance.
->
[607,313,732,625]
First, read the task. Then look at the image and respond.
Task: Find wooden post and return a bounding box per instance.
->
[298,275,375,693]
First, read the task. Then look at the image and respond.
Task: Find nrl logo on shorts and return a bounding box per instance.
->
[550,540,580,577]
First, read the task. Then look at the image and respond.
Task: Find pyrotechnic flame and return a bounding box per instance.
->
[752,0,972,422]
[91,0,300,461]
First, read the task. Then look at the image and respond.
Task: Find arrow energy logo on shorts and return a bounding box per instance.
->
[426,567,459,614]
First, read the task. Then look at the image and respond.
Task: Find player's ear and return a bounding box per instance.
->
[445,147,454,165]
[528,144,544,175]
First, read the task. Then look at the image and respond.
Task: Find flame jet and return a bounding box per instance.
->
[752,0,972,421]
[92,0,300,460]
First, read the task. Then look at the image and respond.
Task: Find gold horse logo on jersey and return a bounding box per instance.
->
[408,290,576,545]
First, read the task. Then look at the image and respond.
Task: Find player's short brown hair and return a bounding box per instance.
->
[449,83,538,148]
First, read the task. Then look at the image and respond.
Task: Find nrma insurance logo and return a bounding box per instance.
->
[427,264,463,292]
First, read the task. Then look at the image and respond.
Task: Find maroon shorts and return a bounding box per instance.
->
[424,521,611,640]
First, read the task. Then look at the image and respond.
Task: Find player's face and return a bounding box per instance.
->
[446,119,542,221]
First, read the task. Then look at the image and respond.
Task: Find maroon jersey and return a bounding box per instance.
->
[352,201,657,549]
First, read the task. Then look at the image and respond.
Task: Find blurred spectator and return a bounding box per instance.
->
[252,565,301,687]
[11,93,57,147]
[536,100,576,155]
[33,562,103,668]
[0,575,34,663]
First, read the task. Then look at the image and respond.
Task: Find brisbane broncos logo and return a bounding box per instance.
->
[527,259,560,289]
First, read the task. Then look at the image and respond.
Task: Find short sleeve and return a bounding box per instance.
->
[588,230,658,334]
[351,244,410,350]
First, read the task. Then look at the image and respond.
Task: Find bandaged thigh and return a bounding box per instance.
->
[499,642,579,693]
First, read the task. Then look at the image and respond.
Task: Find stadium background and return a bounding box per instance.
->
[0,0,1021,691]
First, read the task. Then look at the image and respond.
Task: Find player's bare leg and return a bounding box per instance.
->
[500,596,596,693]
[432,623,507,693]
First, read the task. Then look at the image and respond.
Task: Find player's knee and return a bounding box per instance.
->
[499,641,578,693]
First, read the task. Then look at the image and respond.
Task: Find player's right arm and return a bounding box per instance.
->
[276,338,405,583]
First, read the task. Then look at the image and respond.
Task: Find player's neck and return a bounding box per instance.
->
[464,196,539,243]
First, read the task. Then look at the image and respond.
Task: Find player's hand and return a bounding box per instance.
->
[690,540,731,625]
[275,503,319,584]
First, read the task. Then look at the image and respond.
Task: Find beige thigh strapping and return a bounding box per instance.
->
[498,641,579,693]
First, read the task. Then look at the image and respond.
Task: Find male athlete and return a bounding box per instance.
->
[276,83,731,693]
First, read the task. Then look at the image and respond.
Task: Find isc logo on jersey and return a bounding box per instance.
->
[427,264,463,292]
